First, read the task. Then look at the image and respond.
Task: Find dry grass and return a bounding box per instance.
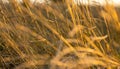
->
[0,0,120,69]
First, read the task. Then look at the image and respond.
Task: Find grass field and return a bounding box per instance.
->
[0,0,120,69]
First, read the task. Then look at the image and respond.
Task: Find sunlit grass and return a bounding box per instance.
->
[0,0,120,69]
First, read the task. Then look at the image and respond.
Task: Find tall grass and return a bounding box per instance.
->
[0,0,120,69]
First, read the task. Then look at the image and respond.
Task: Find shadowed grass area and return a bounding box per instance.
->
[0,0,120,69]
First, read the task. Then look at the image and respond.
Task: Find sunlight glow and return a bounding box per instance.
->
[74,0,120,6]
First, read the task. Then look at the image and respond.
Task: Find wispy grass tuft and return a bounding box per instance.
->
[0,0,120,69]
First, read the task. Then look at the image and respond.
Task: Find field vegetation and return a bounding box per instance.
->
[0,0,120,69]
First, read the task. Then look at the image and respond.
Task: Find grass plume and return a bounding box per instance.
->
[0,0,120,69]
